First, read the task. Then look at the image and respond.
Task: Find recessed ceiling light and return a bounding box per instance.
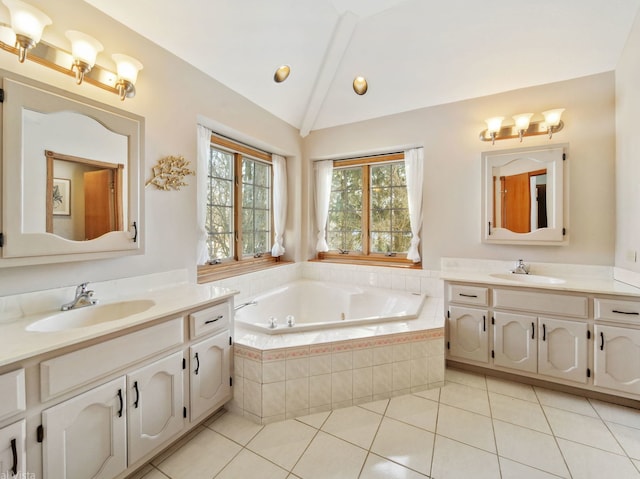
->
[353,76,368,95]
[274,65,291,83]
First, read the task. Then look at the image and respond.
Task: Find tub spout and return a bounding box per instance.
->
[235,300,258,311]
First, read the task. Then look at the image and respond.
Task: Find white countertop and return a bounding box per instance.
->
[440,271,640,297]
[0,283,237,368]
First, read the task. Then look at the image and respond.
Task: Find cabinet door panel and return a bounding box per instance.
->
[594,325,640,394]
[128,352,184,464]
[0,420,25,477]
[190,331,231,421]
[538,317,587,383]
[493,312,537,373]
[42,376,127,479]
[447,306,489,363]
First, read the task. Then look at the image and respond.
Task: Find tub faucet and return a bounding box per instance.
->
[61,282,99,311]
[512,259,530,275]
[234,300,257,311]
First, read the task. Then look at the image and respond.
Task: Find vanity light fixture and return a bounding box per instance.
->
[65,30,103,85]
[480,109,565,143]
[0,0,143,100]
[112,53,143,100]
[353,76,368,95]
[273,64,290,83]
[2,0,51,63]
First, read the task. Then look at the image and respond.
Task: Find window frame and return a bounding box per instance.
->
[318,152,420,268]
[198,134,280,282]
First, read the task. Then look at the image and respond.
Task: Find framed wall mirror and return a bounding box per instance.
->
[481,145,567,245]
[1,76,144,265]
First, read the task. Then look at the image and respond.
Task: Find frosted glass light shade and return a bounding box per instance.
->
[2,0,51,43]
[542,108,565,127]
[66,30,103,67]
[513,113,533,131]
[112,53,143,84]
[485,116,504,133]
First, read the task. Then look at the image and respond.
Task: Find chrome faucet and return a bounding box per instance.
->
[512,259,530,275]
[234,300,257,311]
[61,282,99,311]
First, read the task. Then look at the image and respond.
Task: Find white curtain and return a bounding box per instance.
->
[314,160,333,252]
[405,147,424,262]
[196,125,211,265]
[271,154,287,257]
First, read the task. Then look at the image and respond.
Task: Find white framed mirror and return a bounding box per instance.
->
[1,76,144,265]
[481,145,567,245]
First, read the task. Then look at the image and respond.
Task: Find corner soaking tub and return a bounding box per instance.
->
[234,279,425,334]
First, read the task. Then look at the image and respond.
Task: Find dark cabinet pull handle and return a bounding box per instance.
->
[10,438,17,475]
[133,381,140,409]
[194,352,200,375]
[531,322,535,340]
[205,315,223,324]
[459,293,478,298]
[132,221,138,243]
[542,323,546,341]
[483,316,486,332]
[612,310,639,315]
[600,332,605,351]
[117,388,123,417]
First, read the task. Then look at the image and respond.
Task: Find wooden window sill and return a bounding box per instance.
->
[313,253,421,269]
[197,257,293,283]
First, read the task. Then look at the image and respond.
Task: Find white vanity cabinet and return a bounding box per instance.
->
[0,420,26,477]
[42,377,127,479]
[127,352,185,464]
[493,312,537,373]
[538,317,588,383]
[447,306,489,363]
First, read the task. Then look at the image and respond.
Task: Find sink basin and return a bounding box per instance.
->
[489,273,566,285]
[26,299,156,332]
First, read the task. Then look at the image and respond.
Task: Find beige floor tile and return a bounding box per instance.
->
[155,428,241,479]
[208,410,264,445]
[246,419,317,470]
[359,453,428,478]
[125,464,154,479]
[439,381,491,416]
[370,417,434,476]
[431,435,500,479]
[358,398,389,415]
[385,394,439,432]
[216,448,289,479]
[499,457,565,479]
[436,403,496,453]
[558,438,640,479]
[413,387,440,402]
[321,406,382,449]
[609,421,640,459]
[445,368,487,390]
[543,405,624,454]
[292,431,368,479]
[590,399,640,429]
[295,410,331,429]
[534,387,598,417]
[140,468,170,479]
[493,419,569,477]
[486,376,538,402]
[489,392,551,433]
[150,426,206,466]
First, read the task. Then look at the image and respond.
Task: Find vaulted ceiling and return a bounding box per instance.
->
[84,0,640,136]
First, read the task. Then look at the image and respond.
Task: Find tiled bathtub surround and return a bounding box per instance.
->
[232,330,445,424]
[209,261,445,424]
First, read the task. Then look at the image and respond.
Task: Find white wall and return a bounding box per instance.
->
[0,0,303,295]
[615,9,640,274]
[303,73,616,271]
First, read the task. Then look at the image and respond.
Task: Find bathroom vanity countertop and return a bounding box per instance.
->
[440,271,640,297]
[0,283,237,368]
[234,296,444,351]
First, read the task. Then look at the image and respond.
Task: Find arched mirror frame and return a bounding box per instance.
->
[481,144,568,245]
[1,75,144,266]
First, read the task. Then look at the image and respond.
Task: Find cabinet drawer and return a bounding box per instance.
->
[189,301,231,339]
[595,298,640,323]
[0,369,26,421]
[493,289,588,318]
[448,284,489,306]
[41,317,184,401]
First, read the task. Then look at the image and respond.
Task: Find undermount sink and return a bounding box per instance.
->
[489,273,566,285]
[26,299,156,332]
